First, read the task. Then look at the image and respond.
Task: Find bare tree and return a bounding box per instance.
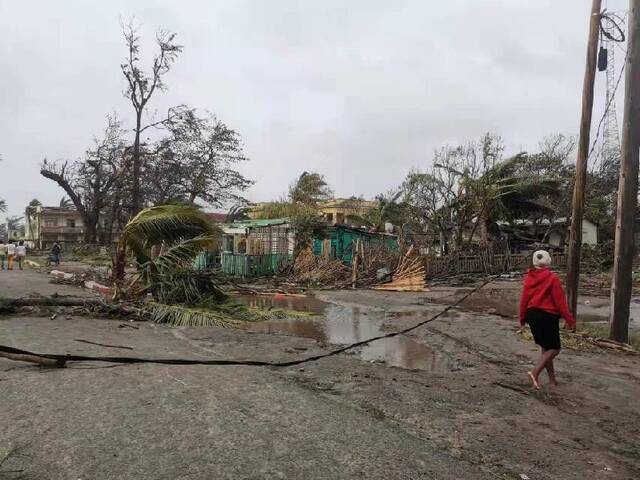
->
[120,20,183,215]
[41,115,127,243]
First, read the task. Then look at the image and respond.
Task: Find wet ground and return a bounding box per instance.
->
[237,294,454,371]
[419,279,640,330]
[2,268,640,479]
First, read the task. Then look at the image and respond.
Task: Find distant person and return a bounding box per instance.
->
[16,240,27,270]
[519,250,576,391]
[50,243,61,267]
[0,241,6,270]
[6,242,16,270]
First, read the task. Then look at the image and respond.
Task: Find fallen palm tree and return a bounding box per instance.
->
[112,204,306,327]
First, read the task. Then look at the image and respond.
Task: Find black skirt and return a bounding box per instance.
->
[525,307,561,350]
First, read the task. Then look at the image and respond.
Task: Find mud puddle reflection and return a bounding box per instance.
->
[235,295,453,371]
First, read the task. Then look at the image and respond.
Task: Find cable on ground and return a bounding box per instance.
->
[0,268,518,368]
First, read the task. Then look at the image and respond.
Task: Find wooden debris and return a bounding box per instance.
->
[373,246,428,292]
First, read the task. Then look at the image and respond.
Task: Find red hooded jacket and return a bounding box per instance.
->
[519,267,576,329]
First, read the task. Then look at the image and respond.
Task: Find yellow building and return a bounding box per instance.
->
[247,198,378,226]
[318,198,378,226]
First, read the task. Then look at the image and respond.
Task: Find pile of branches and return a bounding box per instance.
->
[581,241,615,273]
[289,247,351,288]
[288,241,401,289]
[351,240,400,287]
[373,245,427,291]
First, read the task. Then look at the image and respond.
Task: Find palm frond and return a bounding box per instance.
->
[144,301,311,327]
[122,205,221,255]
[153,235,218,272]
[145,302,241,328]
[118,204,223,305]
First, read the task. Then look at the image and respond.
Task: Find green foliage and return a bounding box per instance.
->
[290,205,329,254]
[252,199,295,220]
[399,133,568,249]
[145,300,307,327]
[144,302,241,328]
[289,171,333,205]
[253,171,332,257]
[471,152,561,223]
[120,205,224,304]
[119,204,311,328]
[361,191,411,231]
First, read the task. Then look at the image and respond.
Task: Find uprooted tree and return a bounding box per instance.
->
[112,204,298,327]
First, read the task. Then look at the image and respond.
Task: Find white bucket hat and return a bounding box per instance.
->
[532,250,551,268]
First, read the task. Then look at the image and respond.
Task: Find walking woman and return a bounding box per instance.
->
[6,242,16,270]
[519,250,576,390]
[16,240,27,270]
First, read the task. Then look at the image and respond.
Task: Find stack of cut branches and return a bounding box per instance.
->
[373,245,427,292]
[290,247,351,288]
[352,241,400,287]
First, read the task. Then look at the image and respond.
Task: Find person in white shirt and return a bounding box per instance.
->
[0,242,6,270]
[16,240,27,270]
[6,242,16,270]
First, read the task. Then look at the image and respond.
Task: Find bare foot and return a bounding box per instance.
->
[548,381,558,392]
[528,371,540,390]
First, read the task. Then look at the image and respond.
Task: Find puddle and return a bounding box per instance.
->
[232,294,327,314]
[235,294,453,371]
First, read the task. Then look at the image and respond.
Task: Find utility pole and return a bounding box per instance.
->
[566,0,602,316]
[609,0,640,343]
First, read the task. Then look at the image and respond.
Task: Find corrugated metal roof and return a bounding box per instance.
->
[231,218,290,228]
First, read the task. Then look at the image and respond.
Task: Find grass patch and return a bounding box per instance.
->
[577,322,640,350]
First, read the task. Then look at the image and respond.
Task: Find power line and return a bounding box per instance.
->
[587,10,628,170]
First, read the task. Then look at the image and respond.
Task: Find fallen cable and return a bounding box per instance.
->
[0,273,505,369]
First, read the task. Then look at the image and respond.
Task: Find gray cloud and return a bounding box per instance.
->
[0,0,626,216]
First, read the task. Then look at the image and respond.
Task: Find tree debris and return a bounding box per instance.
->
[374,246,428,292]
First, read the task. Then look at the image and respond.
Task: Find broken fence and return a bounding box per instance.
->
[423,252,567,277]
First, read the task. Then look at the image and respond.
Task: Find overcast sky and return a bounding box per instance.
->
[0,0,628,217]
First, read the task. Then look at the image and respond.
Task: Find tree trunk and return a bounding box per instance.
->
[454,227,463,251]
[132,111,143,215]
[112,240,127,301]
[479,218,488,245]
[439,231,449,256]
[84,218,98,244]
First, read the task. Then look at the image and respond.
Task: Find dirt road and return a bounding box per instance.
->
[1,267,639,479]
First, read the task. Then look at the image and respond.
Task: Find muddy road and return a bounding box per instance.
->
[1,268,639,479]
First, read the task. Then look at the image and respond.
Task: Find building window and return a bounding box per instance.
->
[45,219,56,227]
[66,219,76,228]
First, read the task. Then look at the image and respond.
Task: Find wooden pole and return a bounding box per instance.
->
[609,0,640,343]
[566,0,602,316]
